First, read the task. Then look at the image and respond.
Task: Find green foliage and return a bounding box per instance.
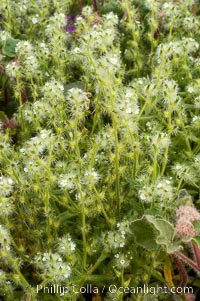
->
[131,217,158,251]
[2,38,21,58]
[100,1,124,19]
[0,0,200,300]
[145,216,181,254]
[131,216,181,254]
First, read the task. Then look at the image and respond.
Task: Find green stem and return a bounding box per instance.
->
[92,186,112,228]
[119,267,124,301]
[161,108,172,176]
[4,243,35,297]
[147,8,156,66]
[178,111,192,154]
[168,21,174,40]
[112,114,120,216]
[29,75,37,102]
[5,0,11,32]
[45,187,51,248]
[88,249,109,275]
[176,177,184,193]
[80,189,87,269]
[153,150,158,184]
[73,115,87,269]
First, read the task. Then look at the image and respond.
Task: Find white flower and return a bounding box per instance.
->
[103,12,118,26]
[110,57,118,65]
[32,15,39,24]
[0,196,13,216]
[43,80,64,100]
[24,55,39,72]
[0,176,14,197]
[188,86,195,93]
[35,252,71,281]
[125,108,132,114]
[73,47,81,54]
[59,173,76,191]
[16,41,33,56]
[0,30,11,42]
[6,62,20,78]
[0,225,10,246]
[82,5,93,17]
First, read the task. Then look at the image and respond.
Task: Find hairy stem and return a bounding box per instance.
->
[191,242,200,268]
[175,251,200,273]
[172,253,188,288]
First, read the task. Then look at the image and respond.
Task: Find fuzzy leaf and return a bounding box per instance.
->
[131,217,158,251]
[3,38,21,58]
[146,215,181,253]
[144,208,164,217]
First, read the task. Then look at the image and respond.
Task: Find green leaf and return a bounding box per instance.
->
[3,38,21,58]
[131,216,181,253]
[131,217,158,251]
[146,215,181,253]
[144,208,164,217]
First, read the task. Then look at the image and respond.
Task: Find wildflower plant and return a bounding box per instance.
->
[0,0,200,301]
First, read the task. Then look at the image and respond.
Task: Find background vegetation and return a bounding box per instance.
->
[1,0,200,300]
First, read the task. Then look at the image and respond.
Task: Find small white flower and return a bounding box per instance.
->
[7,178,13,185]
[188,86,195,93]
[32,15,39,24]
[16,41,33,56]
[125,108,132,114]
[0,31,11,42]
[74,47,82,54]
[6,62,20,78]
[110,57,118,65]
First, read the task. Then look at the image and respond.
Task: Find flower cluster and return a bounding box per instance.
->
[67,88,90,114]
[0,176,14,197]
[6,61,20,78]
[43,80,64,100]
[175,205,200,238]
[0,225,11,248]
[58,172,77,191]
[57,234,76,256]
[19,129,56,155]
[1,0,200,299]
[103,221,130,251]
[155,38,199,62]
[15,41,33,57]
[34,252,71,282]
[138,177,174,205]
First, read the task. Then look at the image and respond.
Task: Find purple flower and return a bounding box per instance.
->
[67,24,75,33]
[62,15,75,34]
[66,15,72,22]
